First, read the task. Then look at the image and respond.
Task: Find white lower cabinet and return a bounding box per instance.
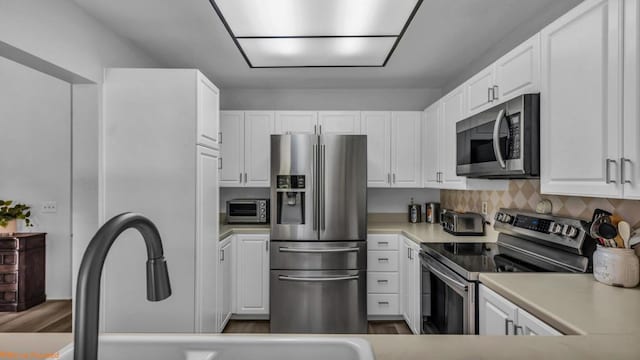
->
[234,234,270,315]
[367,234,401,317]
[479,284,562,336]
[400,237,421,334]
[216,236,234,332]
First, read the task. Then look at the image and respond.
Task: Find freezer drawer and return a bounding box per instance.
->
[270,241,366,270]
[270,270,367,333]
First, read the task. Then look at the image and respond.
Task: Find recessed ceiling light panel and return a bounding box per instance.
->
[209,0,422,68]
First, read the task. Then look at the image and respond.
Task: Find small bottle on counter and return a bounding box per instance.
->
[425,202,440,224]
[408,198,422,223]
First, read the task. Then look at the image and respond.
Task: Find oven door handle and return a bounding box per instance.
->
[492,109,507,169]
[428,266,468,291]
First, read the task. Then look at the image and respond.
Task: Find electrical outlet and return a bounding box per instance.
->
[481,201,488,215]
[41,201,57,214]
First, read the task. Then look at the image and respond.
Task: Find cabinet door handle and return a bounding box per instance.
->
[505,319,514,335]
[393,173,396,184]
[244,173,247,183]
[220,249,224,261]
[493,85,499,100]
[314,124,317,134]
[219,132,222,144]
[388,173,391,184]
[514,324,523,335]
[488,88,493,103]
[218,157,223,170]
[606,159,617,184]
[319,124,322,134]
[622,158,632,184]
[239,173,242,182]
[266,241,269,252]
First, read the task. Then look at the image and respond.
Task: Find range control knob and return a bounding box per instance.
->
[549,222,563,234]
[502,214,513,223]
[562,225,579,238]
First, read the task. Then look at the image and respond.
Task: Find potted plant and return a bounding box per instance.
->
[0,200,33,234]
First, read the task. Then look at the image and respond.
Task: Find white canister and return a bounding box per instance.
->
[593,246,640,288]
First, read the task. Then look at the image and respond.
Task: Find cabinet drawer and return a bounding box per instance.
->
[367,234,398,250]
[368,294,400,315]
[0,273,17,285]
[367,272,399,293]
[367,251,399,272]
[0,291,16,303]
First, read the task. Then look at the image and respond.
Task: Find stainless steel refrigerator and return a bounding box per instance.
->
[270,134,367,334]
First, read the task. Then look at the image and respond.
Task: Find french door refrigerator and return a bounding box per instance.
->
[270,134,367,333]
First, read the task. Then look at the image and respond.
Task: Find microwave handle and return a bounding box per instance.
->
[492,109,507,169]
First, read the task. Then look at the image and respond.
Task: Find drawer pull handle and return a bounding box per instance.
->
[377,279,389,283]
[378,301,390,305]
[378,258,389,262]
[377,241,389,246]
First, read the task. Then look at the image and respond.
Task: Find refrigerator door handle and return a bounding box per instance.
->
[278,247,359,253]
[313,144,318,231]
[321,144,326,231]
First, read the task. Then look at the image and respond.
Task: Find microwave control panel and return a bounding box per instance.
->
[507,113,521,159]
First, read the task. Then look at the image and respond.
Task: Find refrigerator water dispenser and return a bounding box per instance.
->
[276,175,306,225]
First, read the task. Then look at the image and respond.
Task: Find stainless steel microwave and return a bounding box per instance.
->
[456,94,540,178]
[226,199,269,224]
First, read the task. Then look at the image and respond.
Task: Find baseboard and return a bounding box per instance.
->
[230,314,270,320]
[367,315,405,321]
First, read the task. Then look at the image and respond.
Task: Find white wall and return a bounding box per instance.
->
[0,0,160,299]
[221,88,442,111]
[220,188,440,215]
[0,56,71,299]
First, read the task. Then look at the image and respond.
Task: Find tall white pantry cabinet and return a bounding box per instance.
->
[102,68,220,333]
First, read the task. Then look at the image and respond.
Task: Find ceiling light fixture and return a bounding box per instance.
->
[208,0,423,68]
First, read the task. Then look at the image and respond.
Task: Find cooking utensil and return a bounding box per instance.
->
[618,221,631,249]
[589,209,618,247]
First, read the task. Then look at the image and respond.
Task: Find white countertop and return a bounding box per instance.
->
[479,273,640,335]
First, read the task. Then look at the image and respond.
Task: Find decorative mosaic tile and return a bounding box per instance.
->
[441,179,640,229]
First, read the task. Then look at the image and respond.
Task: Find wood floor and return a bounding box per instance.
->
[0,300,72,332]
[223,320,412,335]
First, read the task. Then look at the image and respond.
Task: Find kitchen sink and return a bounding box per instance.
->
[52,334,375,360]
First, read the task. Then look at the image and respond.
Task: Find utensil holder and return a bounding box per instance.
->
[593,246,640,288]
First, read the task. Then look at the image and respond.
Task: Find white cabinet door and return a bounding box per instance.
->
[540,0,622,198]
[623,0,640,199]
[400,239,412,325]
[195,145,219,333]
[219,111,244,187]
[235,234,269,315]
[196,72,220,149]
[318,111,361,134]
[218,237,233,332]
[391,112,422,188]
[362,111,392,188]
[275,111,318,134]
[465,65,495,115]
[409,245,421,334]
[422,103,440,188]
[439,87,467,189]
[244,111,275,187]
[478,285,518,335]
[517,308,562,336]
[494,33,541,103]
[400,238,420,334]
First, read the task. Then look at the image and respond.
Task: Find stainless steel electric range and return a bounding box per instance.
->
[419,208,597,335]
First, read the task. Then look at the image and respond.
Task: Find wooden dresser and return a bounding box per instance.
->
[0,233,46,312]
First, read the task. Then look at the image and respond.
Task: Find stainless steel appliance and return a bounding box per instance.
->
[426,203,440,224]
[420,209,596,334]
[441,211,485,236]
[270,134,367,334]
[456,94,540,178]
[226,199,269,224]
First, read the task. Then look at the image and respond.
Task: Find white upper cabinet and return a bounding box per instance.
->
[623,0,640,199]
[494,33,541,103]
[362,111,392,187]
[275,111,318,134]
[220,111,274,187]
[466,65,495,115]
[391,112,422,188]
[466,34,541,116]
[244,111,275,187]
[196,72,220,149]
[540,0,623,198]
[318,111,361,134]
[422,104,440,188]
[219,111,245,187]
[439,87,467,189]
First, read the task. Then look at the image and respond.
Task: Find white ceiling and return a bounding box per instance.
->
[74,0,578,89]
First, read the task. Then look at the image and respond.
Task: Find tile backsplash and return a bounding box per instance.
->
[441,180,640,228]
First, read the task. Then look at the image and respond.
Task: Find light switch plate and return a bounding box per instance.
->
[481,201,488,215]
[41,201,57,213]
